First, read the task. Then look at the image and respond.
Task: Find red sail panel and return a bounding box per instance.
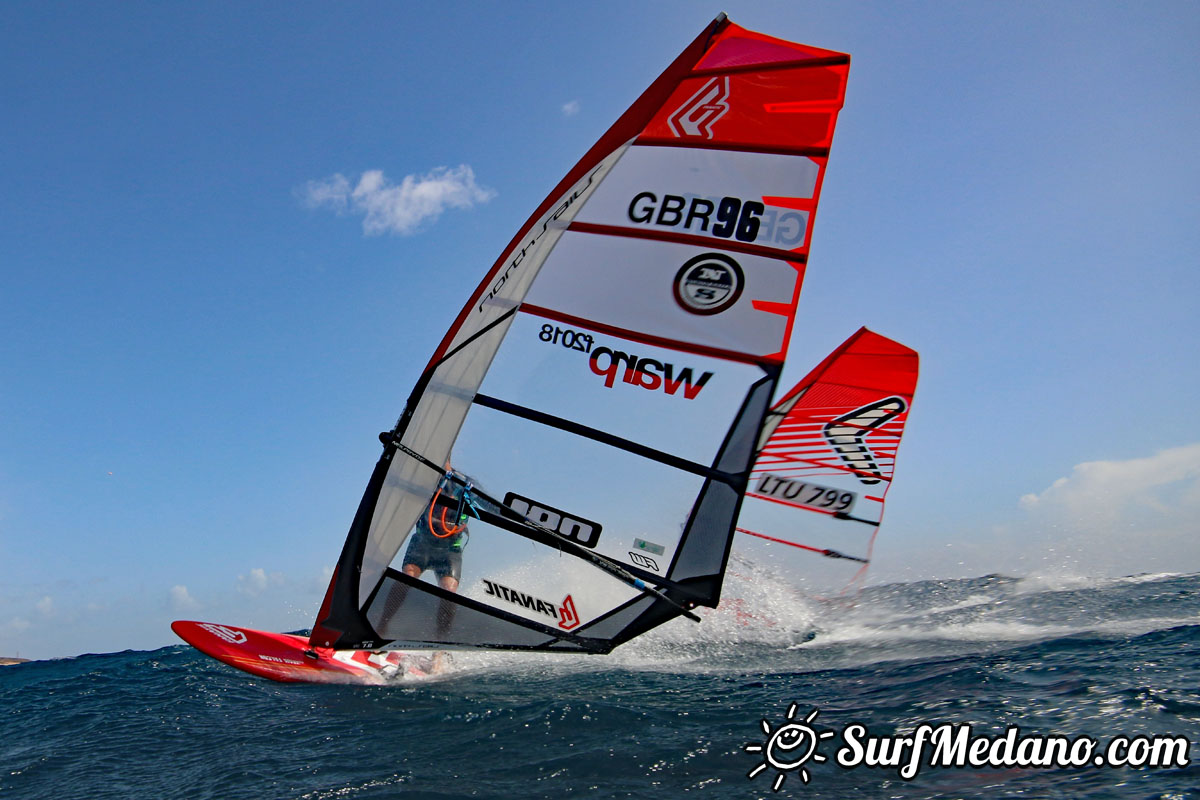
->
[638,21,848,153]
[696,23,850,70]
[754,328,918,497]
[639,68,847,152]
[735,328,918,596]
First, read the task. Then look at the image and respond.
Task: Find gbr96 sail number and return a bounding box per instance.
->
[628,192,764,243]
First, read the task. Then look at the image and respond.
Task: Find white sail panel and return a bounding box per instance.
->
[573,145,821,251]
[439,407,715,588]
[455,391,720,565]
[476,312,766,465]
[523,232,803,360]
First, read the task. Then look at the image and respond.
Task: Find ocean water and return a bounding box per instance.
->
[2,569,1198,799]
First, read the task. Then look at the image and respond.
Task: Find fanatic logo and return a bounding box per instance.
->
[667,76,731,138]
[558,595,580,631]
[482,579,581,632]
[199,624,248,645]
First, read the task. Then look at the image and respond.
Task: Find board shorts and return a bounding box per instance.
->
[402,527,465,582]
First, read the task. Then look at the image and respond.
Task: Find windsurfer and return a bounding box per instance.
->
[397,466,472,672]
[401,468,470,593]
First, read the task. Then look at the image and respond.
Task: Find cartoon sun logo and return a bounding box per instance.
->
[745,703,835,790]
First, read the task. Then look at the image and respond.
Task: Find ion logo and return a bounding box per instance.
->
[667,76,730,139]
[199,624,247,645]
[822,397,907,485]
[504,492,601,549]
[588,347,712,399]
[673,253,744,315]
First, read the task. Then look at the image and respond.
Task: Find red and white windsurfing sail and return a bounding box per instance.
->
[737,328,918,593]
[310,15,851,653]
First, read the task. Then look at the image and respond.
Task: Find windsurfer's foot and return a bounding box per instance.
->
[431,651,450,673]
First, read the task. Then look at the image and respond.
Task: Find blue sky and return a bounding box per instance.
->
[1,1,1196,659]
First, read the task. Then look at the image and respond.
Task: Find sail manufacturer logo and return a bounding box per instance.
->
[588,346,712,399]
[673,252,744,315]
[482,579,580,631]
[667,76,730,138]
[822,397,908,484]
[478,166,601,314]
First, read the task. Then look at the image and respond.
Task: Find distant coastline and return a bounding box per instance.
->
[0,657,29,666]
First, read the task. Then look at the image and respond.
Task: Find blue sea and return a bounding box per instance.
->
[3,570,1198,799]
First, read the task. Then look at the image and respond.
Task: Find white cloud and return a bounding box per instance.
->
[1020,443,1200,520]
[237,567,284,597]
[1018,443,1200,575]
[561,99,581,117]
[169,585,200,612]
[301,173,351,211]
[35,596,54,617]
[301,165,495,235]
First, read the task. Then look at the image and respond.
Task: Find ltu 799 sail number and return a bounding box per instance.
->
[539,324,593,353]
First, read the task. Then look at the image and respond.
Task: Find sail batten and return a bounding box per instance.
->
[566,221,812,264]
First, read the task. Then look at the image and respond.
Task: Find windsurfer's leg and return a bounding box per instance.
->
[380,564,425,626]
[433,557,459,636]
[427,551,453,671]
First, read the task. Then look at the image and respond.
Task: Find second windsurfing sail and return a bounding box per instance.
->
[737,327,919,595]
[310,16,851,653]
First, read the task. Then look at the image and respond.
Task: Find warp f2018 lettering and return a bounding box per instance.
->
[539,324,593,353]
[588,346,712,399]
[533,325,714,400]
